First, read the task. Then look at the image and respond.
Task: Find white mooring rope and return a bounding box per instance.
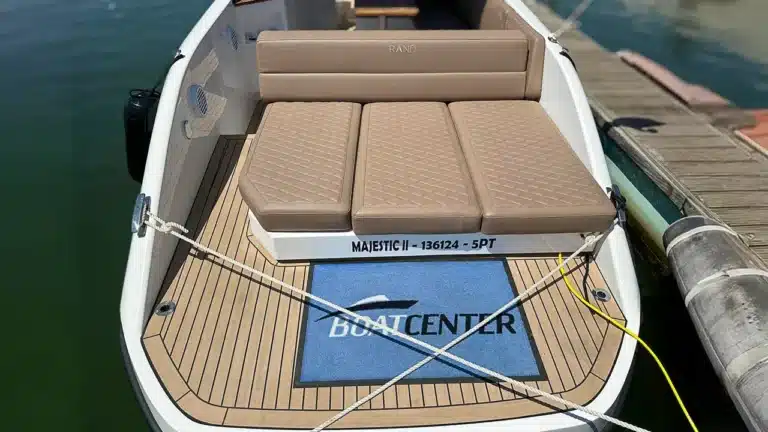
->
[549,0,595,41]
[143,212,647,432]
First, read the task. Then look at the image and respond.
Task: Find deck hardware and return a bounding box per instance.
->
[155,300,176,316]
[592,288,611,302]
[577,186,626,302]
[579,212,623,309]
[131,193,151,237]
[608,185,628,231]
[581,254,593,302]
[187,84,208,117]
[181,120,192,140]
[224,25,239,51]
[560,48,577,70]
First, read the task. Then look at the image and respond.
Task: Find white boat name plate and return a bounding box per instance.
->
[350,238,498,254]
[249,211,592,260]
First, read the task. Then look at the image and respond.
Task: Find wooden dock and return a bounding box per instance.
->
[528,2,768,264]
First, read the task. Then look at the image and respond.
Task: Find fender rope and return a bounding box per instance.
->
[142,212,647,432]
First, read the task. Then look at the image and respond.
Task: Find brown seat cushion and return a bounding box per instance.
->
[256,30,529,102]
[238,102,361,232]
[449,100,616,234]
[352,102,481,234]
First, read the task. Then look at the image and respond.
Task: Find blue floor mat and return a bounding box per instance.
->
[296,259,544,386]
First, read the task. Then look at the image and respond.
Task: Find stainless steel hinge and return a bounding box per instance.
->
[131,193,151,237]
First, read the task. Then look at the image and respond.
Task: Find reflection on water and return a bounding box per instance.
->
[543,0,768,107]
[0,0,213,430]
[620,0,768,65]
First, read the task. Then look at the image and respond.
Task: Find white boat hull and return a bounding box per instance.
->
[119,0,641,430]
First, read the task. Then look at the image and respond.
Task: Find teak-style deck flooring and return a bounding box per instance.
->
[142,135,626,428]
[527,2,768,262]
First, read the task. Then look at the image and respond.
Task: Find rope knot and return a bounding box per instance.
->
[146,213,189,234]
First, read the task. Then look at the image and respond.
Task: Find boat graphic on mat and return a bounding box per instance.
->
[316,294,418,321]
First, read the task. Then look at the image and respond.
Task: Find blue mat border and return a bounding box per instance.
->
[293,256,547,388]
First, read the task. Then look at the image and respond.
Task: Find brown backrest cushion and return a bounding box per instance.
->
[257,30,530,102]
[451,0,544,99]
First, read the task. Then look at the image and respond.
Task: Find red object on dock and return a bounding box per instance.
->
[740,109,768,151]
[617,50,730,108]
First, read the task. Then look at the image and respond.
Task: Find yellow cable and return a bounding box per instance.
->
[557,254,699,432]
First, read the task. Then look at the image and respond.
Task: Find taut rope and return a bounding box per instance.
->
[141,212,646,432]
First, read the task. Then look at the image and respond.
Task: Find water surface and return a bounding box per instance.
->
[543,0,768,107]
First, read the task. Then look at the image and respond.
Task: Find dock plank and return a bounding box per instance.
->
[696,191,768,209]
[628,125,724,138]
[680,175,768,192]
[604,105,696,118]
[653,148,754,163]
[665,161,768,176]
[637,136,745,149]
[604,114,712,126]
[733,226,768,246]
[590,95,681,109]
[716,208,768,226]
[752,246,768,262]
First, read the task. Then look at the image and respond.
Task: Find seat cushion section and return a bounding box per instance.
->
[449,101,615,234]
[257,30,528,102]
[352,102,481,234]
[238,102,362,232]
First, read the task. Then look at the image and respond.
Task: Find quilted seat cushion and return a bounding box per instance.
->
[256,30,530,102]
[238,102,361,232]
[449,100,616,234]
[351,102,481,234]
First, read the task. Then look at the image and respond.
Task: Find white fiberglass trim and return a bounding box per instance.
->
[248,211,593,261]
[539,45,612,191]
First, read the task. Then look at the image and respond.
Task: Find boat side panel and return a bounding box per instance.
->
[539,46,613,192]
[122,0,285,333]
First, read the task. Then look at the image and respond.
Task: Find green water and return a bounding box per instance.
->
[2,0,763,430]
[2,0,211,430]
